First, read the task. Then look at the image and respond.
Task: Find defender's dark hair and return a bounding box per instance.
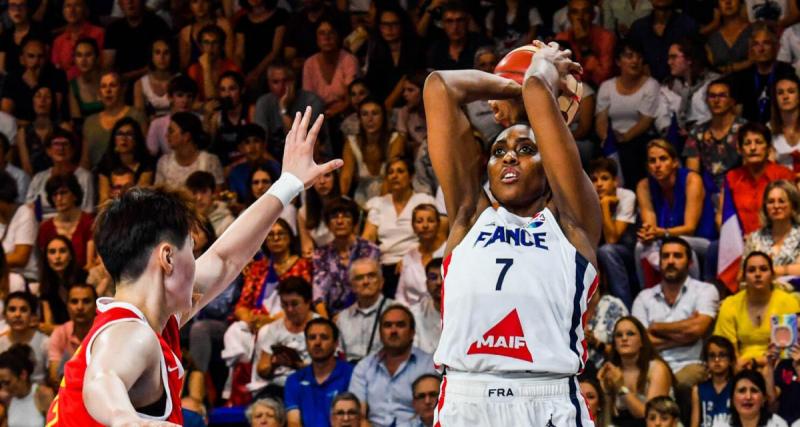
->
[94,186,200,284]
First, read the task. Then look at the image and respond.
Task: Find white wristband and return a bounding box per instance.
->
[266,173,304,207]
[524,56,560,97]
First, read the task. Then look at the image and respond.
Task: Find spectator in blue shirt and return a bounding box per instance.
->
[284,317,354,427]
[348,304,437,427]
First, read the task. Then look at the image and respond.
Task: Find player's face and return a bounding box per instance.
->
[47,238,72,273]
[646,411,678,427]
[732,378,765,420]
[306,323,336,362]
[412,377,441,423]
[67,287,96,324]
[776,79,799,112]
[413,209,439,241]
[646,146,678,182]
[739,132,769,166]
[350,262,383,301]
[425,266,442,301]
[743,255,772,292]
[280,293,310,325]
[250,403,282,427]
[706,343,732,376]
[765,187,792,223]
[613,320,642,357]
[488,125,547,212]
[658,243,690,283]
[164,235,196,313]
[4,298,32,332]
[590,170,616,197]
[579,381,601,420]
[379,308,414,351]
[265,223,290,255]
[331,400,361,427]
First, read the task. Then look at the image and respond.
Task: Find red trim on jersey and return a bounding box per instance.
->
[440,253,452,324]
[579,276,599,367]
[434,375,448,427]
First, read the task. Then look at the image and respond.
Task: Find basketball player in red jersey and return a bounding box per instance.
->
[423,41,602,425]
[45,108,342,427]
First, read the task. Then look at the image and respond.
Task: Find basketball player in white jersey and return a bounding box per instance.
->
[422,41,601,425]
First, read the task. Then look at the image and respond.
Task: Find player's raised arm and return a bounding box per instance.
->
[521,41,601,245]
[423,70,520,251]
[186,107,343,324]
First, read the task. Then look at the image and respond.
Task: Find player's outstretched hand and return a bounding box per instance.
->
[526,40,583,96]
[282,106,344,189]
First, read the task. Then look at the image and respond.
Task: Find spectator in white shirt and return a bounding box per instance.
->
[336,257,395,363]
[632,237,719,395]
[410,258,442,355]
[362,157,436,298]
[396,204,446,306]
[0,134,28,204]
[154,111,224,189]
[0,171,38,280]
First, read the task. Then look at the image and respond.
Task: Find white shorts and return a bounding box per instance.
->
[433,372,595,427]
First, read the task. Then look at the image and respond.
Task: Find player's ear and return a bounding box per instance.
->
[158,243,174,275]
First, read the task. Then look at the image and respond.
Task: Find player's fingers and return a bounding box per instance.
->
[298,106,312,141]
[306,114,325,146]
[287,112,301,145]
[547,41,560,50]
[317,158,345,176]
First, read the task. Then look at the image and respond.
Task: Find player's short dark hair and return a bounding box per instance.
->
[168,75,199,97]
[277,276,312,302]
[4,291,38,315]
[45,173,84,207]
[588,158,618,178]
[305,317,340,342]
[659,236,692,258]
[94,186,200,284]
[185,171,216,193]
[380,304,416,330]
[412,373,442,394]
[0,344,34,378]
[0,170,18,204]
[425,258,443,273]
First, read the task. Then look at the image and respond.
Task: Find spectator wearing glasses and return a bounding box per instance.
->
[0,0,48,74]
[336,257,395,363]
[404,374,441,427]
[312,198,380,317]
[364,6,421,104]
[95,117,155,205]
[284,318,354,427]
[690,336,735,427]
[349,304,436,427]
[684,78,746,192]
[36,174,94,269]
[330,392,363,427]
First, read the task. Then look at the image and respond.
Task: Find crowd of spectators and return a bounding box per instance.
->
[0,0,797,425]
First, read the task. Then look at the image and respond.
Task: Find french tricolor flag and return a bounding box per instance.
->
[717,179,743,293]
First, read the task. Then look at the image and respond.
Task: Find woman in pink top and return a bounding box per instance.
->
[302,19,359,117]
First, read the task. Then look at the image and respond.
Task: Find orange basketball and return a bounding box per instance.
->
[493,45,583,124]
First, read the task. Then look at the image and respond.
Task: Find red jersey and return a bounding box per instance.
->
[45,298,185,426]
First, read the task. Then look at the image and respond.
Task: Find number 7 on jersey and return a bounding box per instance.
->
[495,258,513,291]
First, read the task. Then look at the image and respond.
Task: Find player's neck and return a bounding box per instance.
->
[114,273,172,332]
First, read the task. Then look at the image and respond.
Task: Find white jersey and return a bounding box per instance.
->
[434,206,598,375]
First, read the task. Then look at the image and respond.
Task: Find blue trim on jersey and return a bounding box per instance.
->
[569,377,584,427]
[569,253,588,368]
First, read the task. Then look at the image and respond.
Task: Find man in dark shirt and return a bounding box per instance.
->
[1,36,67,123]
[731,22,795,124]
[427,2,488,71]
[103,0,169,81]
[628,0,698,81]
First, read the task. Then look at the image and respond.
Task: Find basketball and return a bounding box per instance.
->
[493,45,583,124]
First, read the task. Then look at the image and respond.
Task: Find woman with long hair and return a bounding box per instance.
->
[134,38,177,119]
[36,174,94,269]
[580,373,608,426]
[598,316,674,426]
[248,163,297,232]
[234,0,288,87]
[770,75,800,176]
[96,117,156,204]
[395,203,445,306]
[691,335,736,427]
[661,37,721,131]
[67,38,103,123]
[714,251,800,369]
[154,111,224,187]
[340,97,404,204]
[36,236,87,332]
[364,5,422,103]
[16,86,62,175]
[744,180,800,277]
[298,170,341,258]
[206,71,253,167]
[722,369,788,427]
